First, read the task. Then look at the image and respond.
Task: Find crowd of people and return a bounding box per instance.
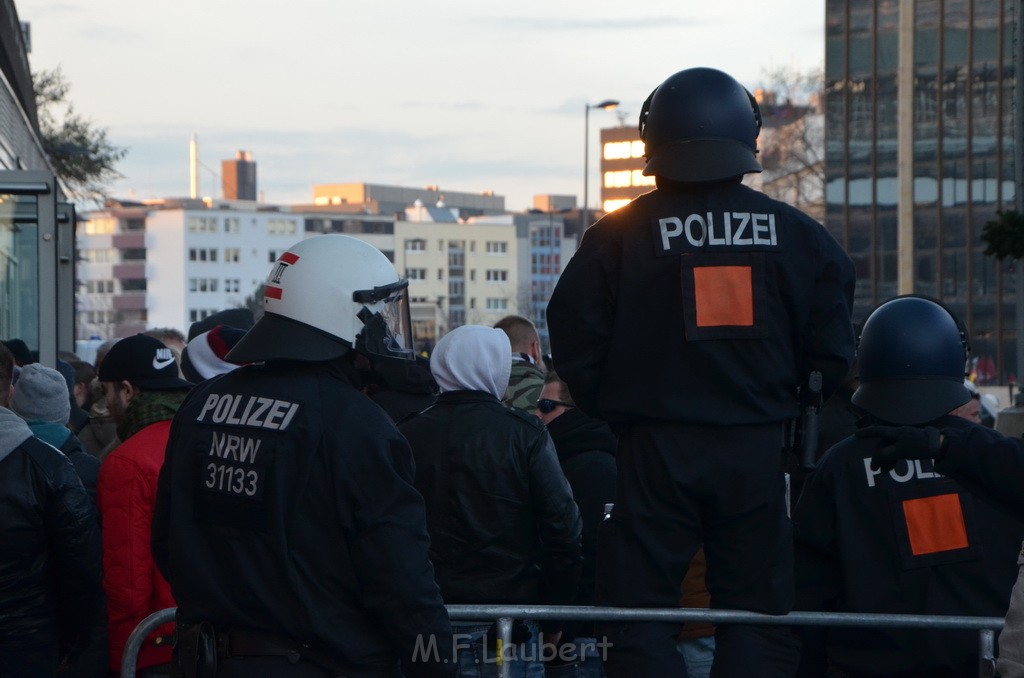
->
[3,63,1024,678]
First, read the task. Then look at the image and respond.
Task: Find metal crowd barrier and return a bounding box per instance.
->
[122,605,1005,678]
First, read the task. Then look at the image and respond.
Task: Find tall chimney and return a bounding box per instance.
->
[189,134,198,199]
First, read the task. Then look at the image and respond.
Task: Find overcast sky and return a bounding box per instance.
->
[17,0,825,211]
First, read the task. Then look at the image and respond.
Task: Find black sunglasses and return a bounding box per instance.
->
[537,398,574,414]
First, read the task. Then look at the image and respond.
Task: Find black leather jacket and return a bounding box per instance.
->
[0,409,103,662]
[399,390,583,607]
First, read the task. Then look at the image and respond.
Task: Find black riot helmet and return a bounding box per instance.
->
[639,67,763,183]
[852,296,970,425]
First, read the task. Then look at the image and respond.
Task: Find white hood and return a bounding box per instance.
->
[430,325,512,398]
[0,406,34,464]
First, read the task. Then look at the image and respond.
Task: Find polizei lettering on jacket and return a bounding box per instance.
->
[655,212,779,255]
[196,393,300,431]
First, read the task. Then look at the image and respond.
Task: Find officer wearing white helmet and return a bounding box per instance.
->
[153,234,454,677]
[547,67,855,676]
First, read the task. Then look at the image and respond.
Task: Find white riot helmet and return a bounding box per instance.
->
[227,234,414,363]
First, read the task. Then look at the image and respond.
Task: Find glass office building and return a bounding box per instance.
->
[825,0,1015,382]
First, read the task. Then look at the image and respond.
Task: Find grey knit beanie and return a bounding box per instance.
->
[10,363,71,424]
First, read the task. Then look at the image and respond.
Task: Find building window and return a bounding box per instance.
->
[438,268,444,280]
[486,298,509,311]
[187,216,218,233]
[224,279,241,293]
[224,217,240,234]
[268,219,298,235]
[268,250,279,263]
[189,278,219,292]
[224,248,240,263]
[405,238,427,252]
[603,139,645,159]
[485,241,507,254]
[406,268,427,281]
[604,170,632,188]
[485,269,508,283]
[84,218,116,235]
[81,248,116,263]
[84,279,115,294]
[189,309,218,322]
[188,248,219,262]
[603,198,632,212]
[121,279,147,292]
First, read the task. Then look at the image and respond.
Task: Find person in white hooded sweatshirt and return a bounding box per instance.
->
[399,325,583,678]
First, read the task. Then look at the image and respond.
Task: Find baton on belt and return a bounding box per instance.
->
[800,371,823,471]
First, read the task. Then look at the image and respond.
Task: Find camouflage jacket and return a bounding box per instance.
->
[503,360,544,411]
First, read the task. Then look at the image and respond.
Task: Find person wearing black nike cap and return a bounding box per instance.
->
[95,333,192,675]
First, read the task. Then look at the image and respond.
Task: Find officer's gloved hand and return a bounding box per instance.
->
[856,426,943,473]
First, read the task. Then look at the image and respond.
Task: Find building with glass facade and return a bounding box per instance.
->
[825,0,1015,382]
[0,3,76,365]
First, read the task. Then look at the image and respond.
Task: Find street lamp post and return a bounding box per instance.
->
[583,99,619,232]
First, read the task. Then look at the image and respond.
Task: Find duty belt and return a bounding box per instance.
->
[215,628,352,677]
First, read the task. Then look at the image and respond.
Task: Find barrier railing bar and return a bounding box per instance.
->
[121,606,1006,677]
[980,628,997,678]
[448,605,1006,630]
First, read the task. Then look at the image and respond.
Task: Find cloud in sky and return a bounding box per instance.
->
[483,16,691,31]
[19,0,826,210]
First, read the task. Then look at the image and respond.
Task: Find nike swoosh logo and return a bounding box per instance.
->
[153,356,176,370]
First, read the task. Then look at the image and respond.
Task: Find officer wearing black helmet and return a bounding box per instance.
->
[153,234,454,677]
[795,296,1023,677]
[547,67,855,676]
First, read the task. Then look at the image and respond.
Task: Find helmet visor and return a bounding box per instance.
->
[354,281,414,361]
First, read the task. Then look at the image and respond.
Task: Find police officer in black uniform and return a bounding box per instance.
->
[546,67,856,677]
[794,296,1023,677]
[153,234,454,677]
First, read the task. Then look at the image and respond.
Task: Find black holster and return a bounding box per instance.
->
[174,621,217,678]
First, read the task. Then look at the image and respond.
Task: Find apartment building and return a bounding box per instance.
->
[77,198,306,338]
[78,195,576,350]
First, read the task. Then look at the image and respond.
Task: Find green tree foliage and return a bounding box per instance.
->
[981,210,1024,261]
[33,67,127,202]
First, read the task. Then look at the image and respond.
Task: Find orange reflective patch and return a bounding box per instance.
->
[693,266,754,327]
[902,493,969,556]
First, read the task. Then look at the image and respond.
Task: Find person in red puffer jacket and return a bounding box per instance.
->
[97,334,192,676]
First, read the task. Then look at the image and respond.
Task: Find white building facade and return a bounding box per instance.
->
[77,199,305,339]
[78,198,576,352]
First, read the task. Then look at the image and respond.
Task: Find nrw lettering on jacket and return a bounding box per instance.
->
[657,212,778,253]
[196,393,300,431]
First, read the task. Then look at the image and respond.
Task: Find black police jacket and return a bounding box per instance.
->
[931,422,1024,520]
[793,415,1023,676]
[548,179,855,428]
[0,411,103,663]
[152,360,454,677]
[399,391,583,609]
